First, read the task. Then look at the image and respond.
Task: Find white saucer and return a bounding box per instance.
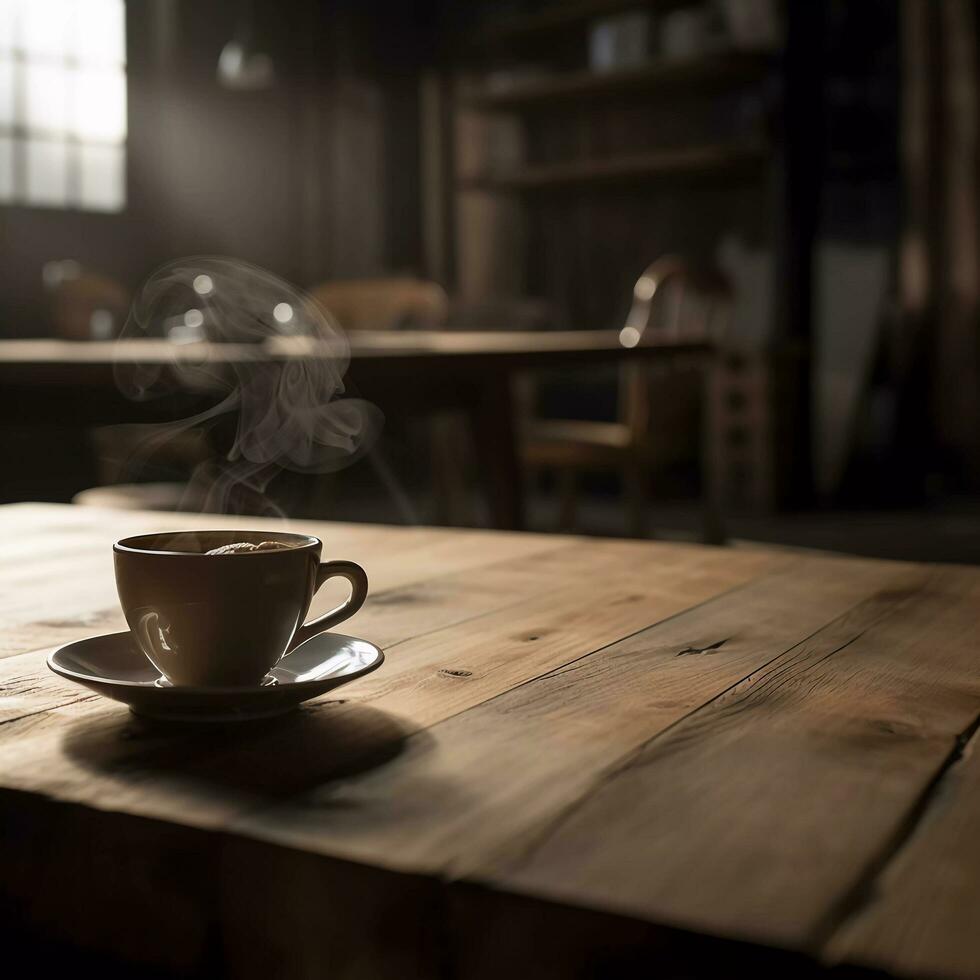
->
[47,631,384,723]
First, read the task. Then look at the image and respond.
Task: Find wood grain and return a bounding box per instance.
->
[491,564,980,961]
[3,504,980,980]
[0,504,571,656]
[0,528,782,820]
[825,698,980,980]
[231,555,917,875]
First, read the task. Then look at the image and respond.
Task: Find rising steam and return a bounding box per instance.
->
[112,257,383,515]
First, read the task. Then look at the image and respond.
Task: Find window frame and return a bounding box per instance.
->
[0,0,127,213]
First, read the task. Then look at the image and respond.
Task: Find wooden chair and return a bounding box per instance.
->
[73,481,208,512]
[522,256,733,540]
[308,277,449,331]
[77,277,451,515]
[56,264,221,513]
[49,269,129,341]
[432,297,559,525]
[307,276,460,522]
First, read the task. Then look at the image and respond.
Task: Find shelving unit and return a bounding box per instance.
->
[461,0,681,49]
[427,1,818,508]
[458,144,768,192]
[461,49,775,111]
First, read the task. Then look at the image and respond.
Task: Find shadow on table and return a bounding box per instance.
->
[60,698,416,801]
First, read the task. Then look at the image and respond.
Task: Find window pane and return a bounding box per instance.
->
[0,1,16,55]
[25,137,68,205]
[73,0,125,66]
[0,55,13,125]
[0,135,13,200]
[79,141,123,211]
[24,61,69,133]
[19,0,70,60]
[71,66,125,142]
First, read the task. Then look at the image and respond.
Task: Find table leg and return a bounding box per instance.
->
[470,374,526,531]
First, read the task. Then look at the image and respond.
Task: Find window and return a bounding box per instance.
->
[0,0,126,212]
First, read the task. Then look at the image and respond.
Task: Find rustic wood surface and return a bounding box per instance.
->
[2,503,979,979]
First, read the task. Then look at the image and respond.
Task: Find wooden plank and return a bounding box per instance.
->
[226,559,909,872]
[474,564,980,963]
[11,547,868,971]
[444,885,823,980]
[0,503,577,724]
[0,535,759,725]
[1,784,446,980]
[825,710,980,979]
[351,536,767,652]
[0,501,762,659]
[462,51,774,111]
[459,145,767,193]
[0,504,574,656]
[229,555,914,878]
[13,506,980,978]
[458,0,665,49]
[0,509,788,974]
[306,540,785,728]
[0,541,784,814]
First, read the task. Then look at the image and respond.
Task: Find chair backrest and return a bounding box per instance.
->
[445,297,556,332]
[620,256,733,347]
[50,270,129,341]
[308,277,449,331]
[619,256,734,440]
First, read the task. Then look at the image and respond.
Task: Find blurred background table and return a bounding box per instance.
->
[3,504,980,978]
[0,333,713,532]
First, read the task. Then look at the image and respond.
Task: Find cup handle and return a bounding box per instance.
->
[290,560,368,650]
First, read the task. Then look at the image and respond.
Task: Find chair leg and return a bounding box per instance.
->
[625,460,648,538]
[557,468,578,531]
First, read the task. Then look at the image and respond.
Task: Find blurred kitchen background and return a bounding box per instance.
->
[1,0,979,562]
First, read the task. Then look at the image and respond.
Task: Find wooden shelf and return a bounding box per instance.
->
[458,144,767,192]
[462,50,775,110]
[462,0,681,49]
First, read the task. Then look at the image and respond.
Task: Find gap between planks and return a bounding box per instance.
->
[820,704,980,979]
[818,706,980,945]
[225,554,923,874]
[0,542,949,977]
[477,563,980,962]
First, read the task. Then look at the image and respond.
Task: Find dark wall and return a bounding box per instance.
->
[129,0,305,275]
[0,0,427,337]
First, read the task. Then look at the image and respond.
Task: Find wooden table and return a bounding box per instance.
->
[3,504,980,978]
[0,333,711,530]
